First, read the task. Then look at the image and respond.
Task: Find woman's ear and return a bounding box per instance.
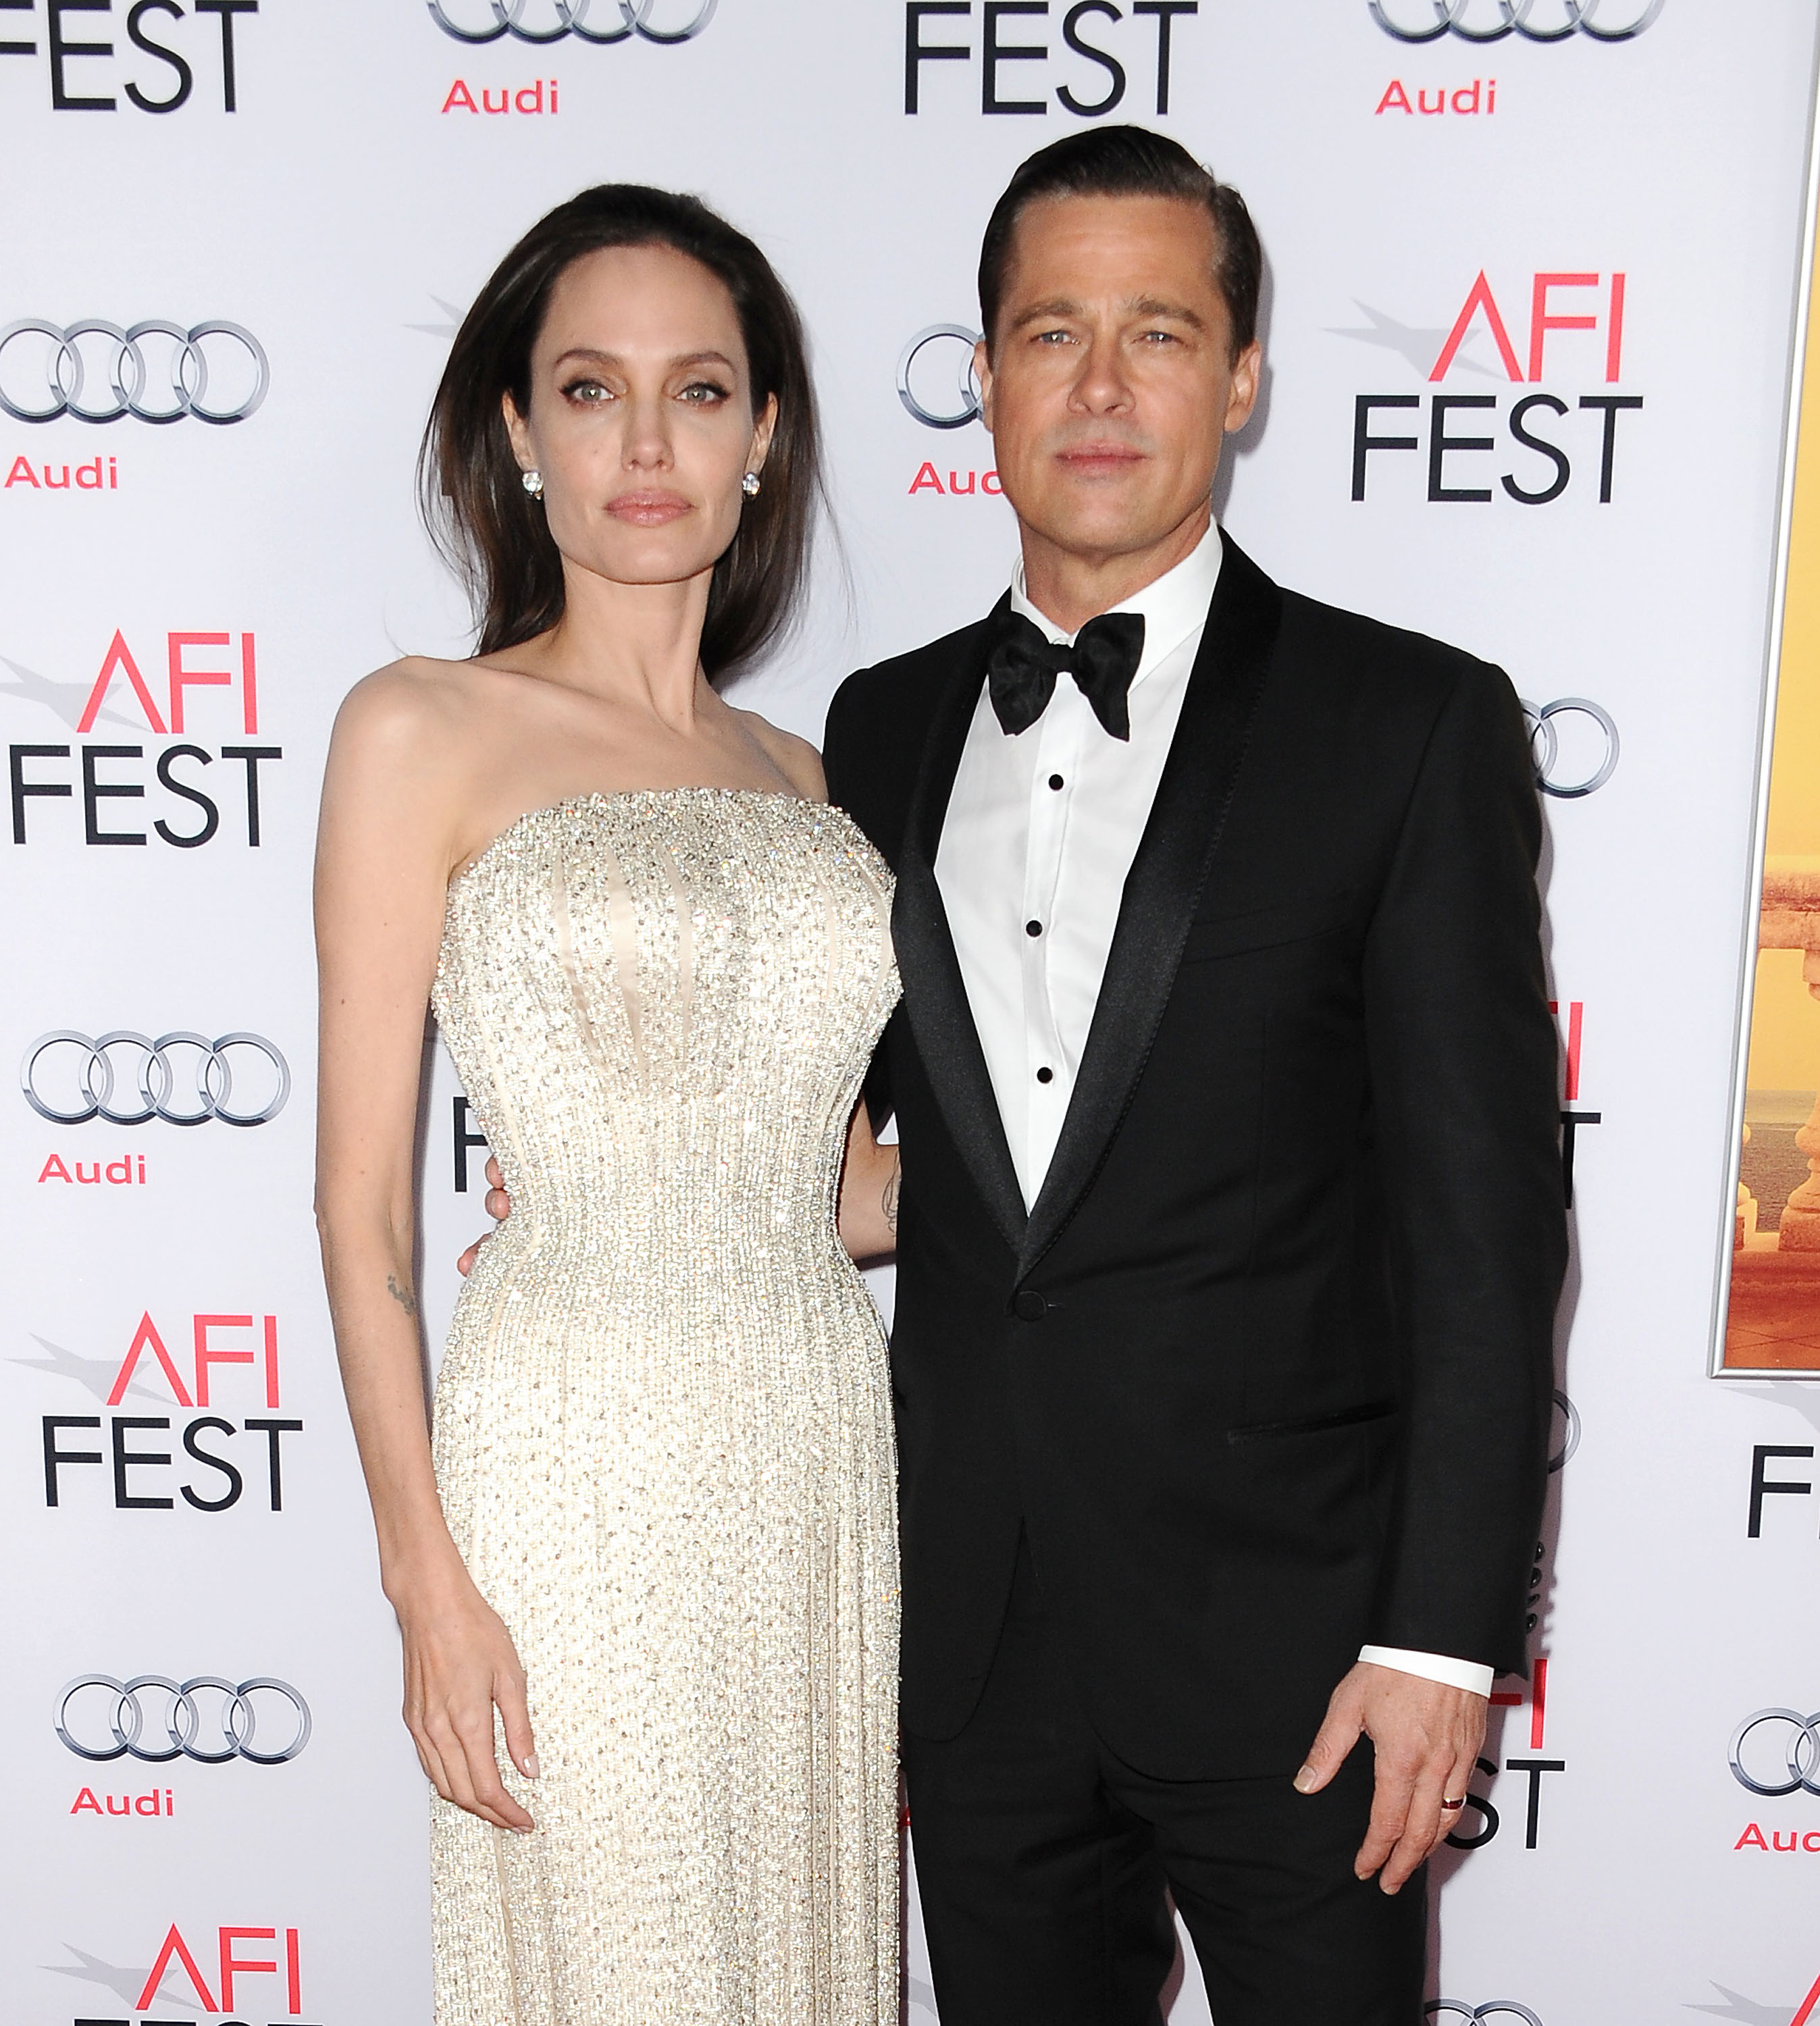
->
[502,390,536,473]
[747,391,779,476]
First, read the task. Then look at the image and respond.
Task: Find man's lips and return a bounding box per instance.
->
[604,491,693,525]
[1055,444,1146,474]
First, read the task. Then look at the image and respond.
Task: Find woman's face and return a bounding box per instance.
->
[504,242,775,596]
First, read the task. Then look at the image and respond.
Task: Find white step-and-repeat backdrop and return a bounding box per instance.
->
[5,4,1820,2022]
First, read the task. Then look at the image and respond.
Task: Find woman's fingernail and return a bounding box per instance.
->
[523,1755,540,1779]
[1293,1766,1318,1793]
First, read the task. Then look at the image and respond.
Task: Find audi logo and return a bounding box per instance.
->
[1426,2007,1544,2026]
[898,323,983,431]
[1549,1388,1579,1472]
[22,1031,291,1128]
[57,1676,311,1765]
[427,0,717,42]
[1730,1709,1820,1799]
[0,321,269,425]
[1370,0,1663,39]
[1522,698,1619,800]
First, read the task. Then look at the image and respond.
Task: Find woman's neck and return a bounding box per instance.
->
[523,558,717,729]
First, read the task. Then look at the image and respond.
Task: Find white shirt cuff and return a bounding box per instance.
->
[1357,1646,1495,1698]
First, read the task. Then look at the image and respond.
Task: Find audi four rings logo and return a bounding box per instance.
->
[1370,0,1663,38]
[1426,2008,1544,2026]
[1730,1709,1820,1798]
[898,325,984,431]
[0,321,269,425]
[1522,698,1619,799]
[427,0,717,42]
[23,1032,292,1128]
[1549,1388,1580,1472]
[57,1676,311,1765]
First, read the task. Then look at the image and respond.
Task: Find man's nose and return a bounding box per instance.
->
[1069,334,1135,414]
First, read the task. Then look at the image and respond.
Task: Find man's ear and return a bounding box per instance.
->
[1223,340,1264,436]
[974,338,995,433]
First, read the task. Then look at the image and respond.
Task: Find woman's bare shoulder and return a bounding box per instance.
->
[334,654,476,737]
[732,706,827,802]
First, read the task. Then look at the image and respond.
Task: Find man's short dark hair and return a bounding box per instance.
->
[978,126,1261,362]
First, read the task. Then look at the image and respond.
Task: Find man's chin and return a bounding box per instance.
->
[1026,493,1176,559]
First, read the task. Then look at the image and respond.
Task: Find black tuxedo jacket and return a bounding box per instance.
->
[822,538,1567,1781]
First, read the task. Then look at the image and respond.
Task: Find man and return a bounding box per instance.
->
[818,126,1565,2021]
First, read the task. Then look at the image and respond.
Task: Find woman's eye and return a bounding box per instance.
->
[563,379,611,405]
[679,381,731,404]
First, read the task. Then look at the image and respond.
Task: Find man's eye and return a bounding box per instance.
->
[1035,329,1072,345]
[1140,330,1179,345]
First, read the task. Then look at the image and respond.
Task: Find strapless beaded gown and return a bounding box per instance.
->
[428,789,900,2026]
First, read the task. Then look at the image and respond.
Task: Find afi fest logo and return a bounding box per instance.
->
[1688,1975,1820,2026]
[25,1307,306,1514]
[904,1,1201,118]
[46,1921,312,2022]
[1426,2006,1543,2026]
[1370,0,1664,39]
[428,0,717,42]
[1343,267,1642,509]
[0,0,261,113]
[4,626,282,850]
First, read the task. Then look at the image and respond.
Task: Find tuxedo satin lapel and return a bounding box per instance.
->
[1020,540,1284,1277]
[892,600,1029,1255]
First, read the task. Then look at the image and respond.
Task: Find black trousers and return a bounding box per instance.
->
[902,1535,1426,2025]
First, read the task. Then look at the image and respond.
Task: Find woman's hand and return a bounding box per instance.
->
[396,1558,540,1834]
[457,1155,512,1276]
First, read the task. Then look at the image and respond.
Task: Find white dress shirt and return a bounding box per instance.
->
[933,520,1494,1703]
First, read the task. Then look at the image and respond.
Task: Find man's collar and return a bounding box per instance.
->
[1008,518,1224,691]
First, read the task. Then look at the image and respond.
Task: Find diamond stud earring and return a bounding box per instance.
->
[742,471,761,498]
[523,469,544,499]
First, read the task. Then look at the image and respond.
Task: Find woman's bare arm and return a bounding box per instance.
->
[314,667,536,1833]
[838,1100,900,1263]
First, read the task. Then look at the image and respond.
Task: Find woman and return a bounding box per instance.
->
[313,185,902,2024]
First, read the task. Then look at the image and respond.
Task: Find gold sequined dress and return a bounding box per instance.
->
[428,789,900,2026]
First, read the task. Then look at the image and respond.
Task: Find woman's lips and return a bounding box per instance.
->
[605,492,693,525]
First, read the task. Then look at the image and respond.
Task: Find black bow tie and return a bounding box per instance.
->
[986,608,1146,742]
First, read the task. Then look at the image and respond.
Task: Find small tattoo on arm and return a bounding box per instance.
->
[882,1155,901,1235]
[388,1274,419,1318]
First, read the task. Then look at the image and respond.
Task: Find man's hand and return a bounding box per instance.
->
[456,1156,511,1276]
[1293,1662,1487,1894]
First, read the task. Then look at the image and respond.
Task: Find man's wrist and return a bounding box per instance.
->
[1357,1645,1494,1698]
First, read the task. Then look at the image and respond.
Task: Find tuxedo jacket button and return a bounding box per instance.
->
[1014,1289,1047,1322]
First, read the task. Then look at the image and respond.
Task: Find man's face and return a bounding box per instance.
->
[977,192,1262,568]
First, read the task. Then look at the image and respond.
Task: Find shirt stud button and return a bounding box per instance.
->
[1026,919,1043,937]
[1048,774,1064,791]
[1036,1066,1054,1085]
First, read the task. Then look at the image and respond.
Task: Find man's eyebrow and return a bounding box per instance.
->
[1128,295,1207,330]
[1006,296,1209,332]
[1008,297,1087,330]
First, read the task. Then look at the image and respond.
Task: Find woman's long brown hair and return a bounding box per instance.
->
[420,184,822,679]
